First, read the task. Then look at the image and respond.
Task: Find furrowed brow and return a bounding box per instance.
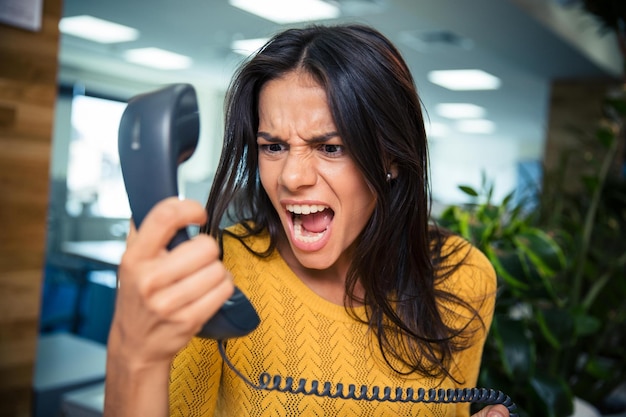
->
[257,131,340,143]
[305,132,340,144]
[257,131,282,142]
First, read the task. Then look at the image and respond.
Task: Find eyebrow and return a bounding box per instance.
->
[257,131,340,144]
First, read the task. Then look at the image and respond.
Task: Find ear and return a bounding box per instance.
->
[388,162,398,180]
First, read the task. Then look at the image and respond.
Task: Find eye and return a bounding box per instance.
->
[259,143,287,154]
[319,144,344,157]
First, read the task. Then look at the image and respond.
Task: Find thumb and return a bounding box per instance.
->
[472,404,509,417]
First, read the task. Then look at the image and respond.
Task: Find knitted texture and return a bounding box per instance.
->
[169,227,496,416]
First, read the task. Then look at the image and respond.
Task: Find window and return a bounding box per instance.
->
[66,93,130,218]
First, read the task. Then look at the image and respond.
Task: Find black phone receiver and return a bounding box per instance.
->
[118,83,260,340]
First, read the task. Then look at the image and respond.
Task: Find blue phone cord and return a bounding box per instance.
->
[218,341,518,417]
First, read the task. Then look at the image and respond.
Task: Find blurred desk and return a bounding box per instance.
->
[43,241,125,335]
[63,382,105,417]
[33,333,107,417]
[61,240,126,269]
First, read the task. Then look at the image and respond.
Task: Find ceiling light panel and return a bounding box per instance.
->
[425,121,450,138]
[456,119,496,134]
[428,69,501,91]
[59,15,139,44]
[123,48,192,70]
[229,0,340,24]
[436,103,486,119]
[231,38,269,56]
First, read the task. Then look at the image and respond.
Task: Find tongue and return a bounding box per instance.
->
[299,210,333,233]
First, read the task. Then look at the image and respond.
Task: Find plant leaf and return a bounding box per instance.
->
[534,307,575,349]
[513,229,565,275]
[459,185,479,197]
[582,175,600,192]
[501,191,515,208]
[492,316,534,381]
[584,355,616,380]
[572,308,601,337]
[596,126,615,148]
[529,373,573,417]
[606,97,626,116]
[485,247,529,289]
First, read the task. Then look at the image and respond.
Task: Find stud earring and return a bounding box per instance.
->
[386,172,392,181]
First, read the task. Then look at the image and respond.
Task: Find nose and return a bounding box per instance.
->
[279,150,317,191]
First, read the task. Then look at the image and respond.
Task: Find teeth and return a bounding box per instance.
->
[293,217,325,243]
[286,204,328,215]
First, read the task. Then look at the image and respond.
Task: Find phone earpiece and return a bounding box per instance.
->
[119,83,260,339]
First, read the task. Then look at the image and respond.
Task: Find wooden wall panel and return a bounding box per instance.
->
[0,0,63,415]
[543,79,618,193]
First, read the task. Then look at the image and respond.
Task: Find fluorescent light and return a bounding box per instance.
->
[231,38,269,56]
[123,48,192,70]
[436,103,486,119]
[229,0,340,24]
[428,69,501,91]
[425,121,450,138]
[59,15,139,44]
[456,119,496,134]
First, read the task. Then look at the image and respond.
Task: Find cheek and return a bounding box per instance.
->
[357,192,377,219]
[353,178,377,219]
[258,160,278,199]
[345,168,376,206]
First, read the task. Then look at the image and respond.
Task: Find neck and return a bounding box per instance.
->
[276,238,364,306]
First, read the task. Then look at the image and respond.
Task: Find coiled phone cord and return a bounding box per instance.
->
[218,342,519,417]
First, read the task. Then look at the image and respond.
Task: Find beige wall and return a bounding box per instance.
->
[0,0,62,415]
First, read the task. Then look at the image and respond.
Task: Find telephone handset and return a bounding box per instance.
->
[118,83,260,340]
[119,84,518,417]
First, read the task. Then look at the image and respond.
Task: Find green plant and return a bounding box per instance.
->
[438,177,572,417]
[437,92,626,417]
[537,91,626,412]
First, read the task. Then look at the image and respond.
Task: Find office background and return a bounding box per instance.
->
[0,0,622,415]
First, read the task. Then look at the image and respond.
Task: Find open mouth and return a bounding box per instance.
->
[286,204,334,244]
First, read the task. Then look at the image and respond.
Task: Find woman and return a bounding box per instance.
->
[104,24,509,417]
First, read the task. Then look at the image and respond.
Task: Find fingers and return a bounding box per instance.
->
[472,404,509,417]
[148,251,233,317]
[110,196,233,368]
[127,197,208,259]
[119,208,226,320]
[171,272,235,335]
[129,234,221,295]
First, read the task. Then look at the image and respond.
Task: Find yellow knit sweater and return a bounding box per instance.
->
[169,227,496,416]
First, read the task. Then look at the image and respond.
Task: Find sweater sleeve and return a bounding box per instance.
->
[169,336,223,416]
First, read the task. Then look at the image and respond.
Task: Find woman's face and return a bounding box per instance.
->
[257,71,376,273]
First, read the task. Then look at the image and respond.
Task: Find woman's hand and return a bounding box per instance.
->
[104,197,234,417]
[471,404,510,417]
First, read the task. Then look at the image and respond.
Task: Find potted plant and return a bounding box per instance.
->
[535,90,626,414]
[438,176,573,417]
[437,91,625,417]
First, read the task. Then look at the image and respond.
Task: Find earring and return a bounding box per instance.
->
[386,172,392,181]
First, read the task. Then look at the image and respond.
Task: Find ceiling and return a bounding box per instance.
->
[57,0,622,156]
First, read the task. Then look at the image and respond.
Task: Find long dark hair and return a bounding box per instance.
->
[202,24,480,381]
